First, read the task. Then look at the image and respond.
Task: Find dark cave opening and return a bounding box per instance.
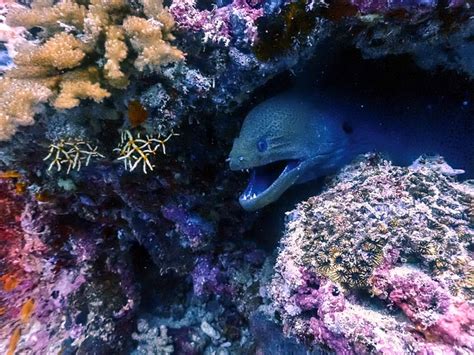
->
[130,243,191,314]
[244,45,474,250]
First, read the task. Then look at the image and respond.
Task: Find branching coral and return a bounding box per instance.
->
[0,0,184,141]
[123,16,185,71]
[14,32,87,70]
[43,139,104,173]
[104,26,129,87]
[114,130,178,173]
[6,0,87,31]
[53,69,111,109]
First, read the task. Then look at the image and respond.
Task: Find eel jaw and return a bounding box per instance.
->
[238,159,303,211]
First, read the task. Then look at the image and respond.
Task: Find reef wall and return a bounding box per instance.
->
[0,0,473,353]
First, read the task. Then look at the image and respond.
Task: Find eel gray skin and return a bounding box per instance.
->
[228,92,473,211]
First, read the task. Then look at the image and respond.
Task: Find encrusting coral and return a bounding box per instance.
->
[0,0,184,141]
[269,154,474,353]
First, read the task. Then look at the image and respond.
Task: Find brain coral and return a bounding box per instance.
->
[269,154,473,354]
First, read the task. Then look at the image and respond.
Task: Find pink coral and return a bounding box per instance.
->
[170,0,263,45]
[379,267,474,349]
[0,179,87,354]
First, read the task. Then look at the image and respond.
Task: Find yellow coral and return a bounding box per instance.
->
[90,0,127,10]
[141,0,166,18]
[6,64,56,79]
[54,79,110,109]
[6,0,86,31]
[104,26,129,88]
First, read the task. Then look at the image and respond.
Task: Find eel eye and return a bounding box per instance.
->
[257,138,268,152]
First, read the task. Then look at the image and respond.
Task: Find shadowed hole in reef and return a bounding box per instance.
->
[245,177,326,251]
[130,243,190,314]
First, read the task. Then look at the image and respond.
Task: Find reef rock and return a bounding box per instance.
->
[269,154,473,354]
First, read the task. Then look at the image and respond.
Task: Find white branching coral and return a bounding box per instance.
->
[132,319,174,355]
[114,130,177,173]
[43,139,104,173]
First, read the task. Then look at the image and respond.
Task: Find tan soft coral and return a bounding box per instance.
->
[6,0,86,31]
[53,68,111,109]
[123,16,185,71]
[14,33,87,70]
[0,78,52,141]
[104,26,129,88]
[1,0,184,140]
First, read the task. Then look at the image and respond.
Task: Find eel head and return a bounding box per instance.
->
[228,94,345,211]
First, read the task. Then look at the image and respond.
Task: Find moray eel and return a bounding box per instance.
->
[229,92,473,211]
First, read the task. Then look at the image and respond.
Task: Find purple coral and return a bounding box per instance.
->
[161,203,215,250]
[192,256,231,297]
[381,267,473,349]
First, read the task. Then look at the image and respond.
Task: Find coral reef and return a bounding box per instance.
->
[269,154,473,353]
[170,0,264,45]
[0,0,183,140]
[127,240,272,354]
[0,174,138,354]
[1,0,473,353]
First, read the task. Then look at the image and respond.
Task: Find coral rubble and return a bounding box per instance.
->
[269,154,474,353]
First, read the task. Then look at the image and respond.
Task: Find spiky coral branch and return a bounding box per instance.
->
[114,130,178,173]
[43,139,104,173]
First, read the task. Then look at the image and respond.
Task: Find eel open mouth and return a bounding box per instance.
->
[239,159,301,210]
